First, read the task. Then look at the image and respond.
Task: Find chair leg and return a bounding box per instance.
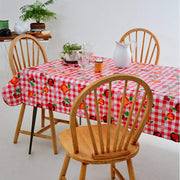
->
[59,154,70,180]
[127,159,136,180]
[41,108,45,127]
[13,103,26,144]
[111,163,115,179]
[79,163,87,180]
[49,110,58,154]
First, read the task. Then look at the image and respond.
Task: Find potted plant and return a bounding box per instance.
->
[62,42,82,61]
[19,0,56,31]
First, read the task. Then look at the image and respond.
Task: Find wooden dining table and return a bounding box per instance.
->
[2,56,180,143]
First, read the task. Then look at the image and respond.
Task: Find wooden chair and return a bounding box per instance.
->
[58,74,153,180]
[120,28,160,65]
[9,34,68,154]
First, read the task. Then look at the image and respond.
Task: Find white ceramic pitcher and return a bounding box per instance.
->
[113,41,136,69]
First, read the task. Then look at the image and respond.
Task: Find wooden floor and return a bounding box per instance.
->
[0,72,179,180]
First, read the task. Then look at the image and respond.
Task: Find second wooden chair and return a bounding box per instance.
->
[120,28,160,65]
[9,34,69,154]
[59,74,153,179]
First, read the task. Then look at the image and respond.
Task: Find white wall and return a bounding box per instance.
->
[0,0,179,74]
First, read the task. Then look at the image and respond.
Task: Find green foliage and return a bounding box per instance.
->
[62,42,82,55]
[19,0,56,23]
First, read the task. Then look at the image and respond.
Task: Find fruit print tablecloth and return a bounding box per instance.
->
[2,57,180,142]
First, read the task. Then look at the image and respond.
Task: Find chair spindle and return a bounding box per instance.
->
[140,32,146,63]
[32,41,35,66]
[19,39,26,69]
[94,89,105,154]
[124,92,147,149]
[36,47,40,65]
[14,45,22,71]
[12,54,19,73]
[113,80,127,152]
[135,31,137,62]
[82,100,98,155]
[144,36,152,64]
[148,44,156,64]
[26,38,30,67]
[106,82,112,153]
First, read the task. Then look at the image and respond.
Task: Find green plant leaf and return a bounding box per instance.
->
[62,42,82,55]
[19,0,56,23]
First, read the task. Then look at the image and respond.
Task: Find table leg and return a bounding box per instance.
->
[28,107,38,154]
[79,117,81,125]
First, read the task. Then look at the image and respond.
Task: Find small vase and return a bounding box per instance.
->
[65,50,80,61]
[14,21,29,35]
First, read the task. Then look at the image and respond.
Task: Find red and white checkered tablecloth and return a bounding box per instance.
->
[2,57,180,142]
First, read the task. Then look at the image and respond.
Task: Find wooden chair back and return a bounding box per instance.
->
[9,34,48,75]
[70,74,153,158]
[120,28,160,65]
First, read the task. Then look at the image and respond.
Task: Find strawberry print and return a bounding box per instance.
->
[175,103,180,112]
[103,115,113,123]
[47,103,56,111]
[164,96,170,101]
[13,93,21,99]
[102,89,113,98]
[36,103,42,108]
[103,115,107,123]
[153,131,162,137]
[89,115,96,120]
[62,98,71,107]
[170,132,180,142]
[122,113,128,121]
[29,77,35,86]
[13,88,22,99]
[29,77,35,83]
[40,73,45,77]
[47,78,54,86]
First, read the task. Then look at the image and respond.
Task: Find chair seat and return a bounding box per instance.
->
[59,124,139,164]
